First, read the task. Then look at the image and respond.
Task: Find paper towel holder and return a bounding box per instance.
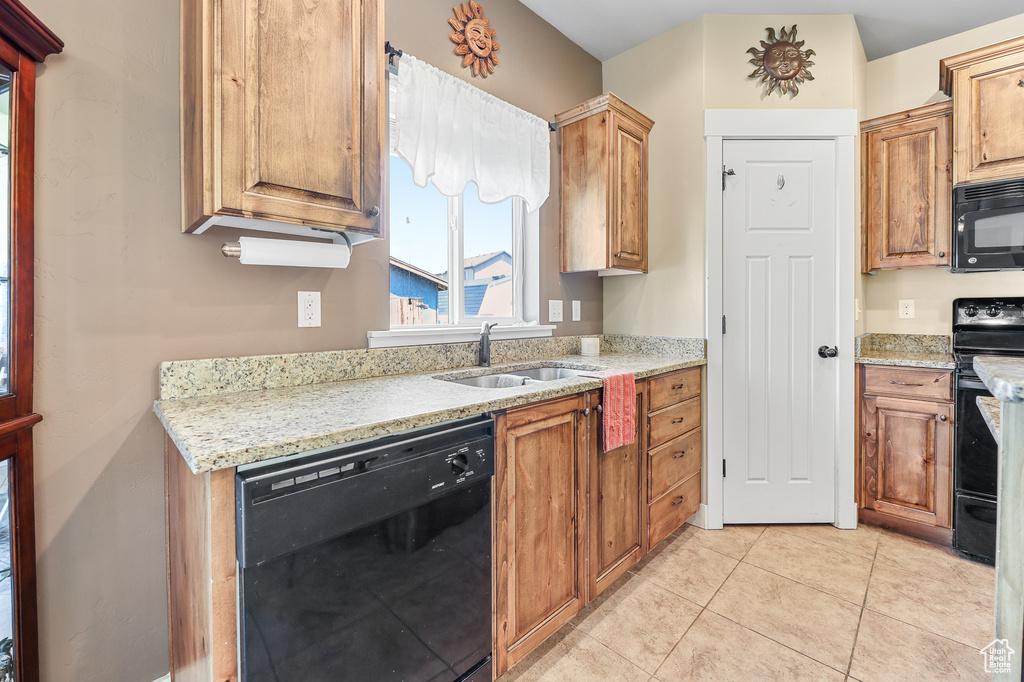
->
[221,232,353,268]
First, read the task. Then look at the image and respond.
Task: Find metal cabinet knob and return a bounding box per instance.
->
[368,205,380,217]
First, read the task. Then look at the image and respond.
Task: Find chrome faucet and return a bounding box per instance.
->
[478,322,499,367]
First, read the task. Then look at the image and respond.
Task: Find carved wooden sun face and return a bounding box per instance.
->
[747,25,815,96]
[449,1,500,78]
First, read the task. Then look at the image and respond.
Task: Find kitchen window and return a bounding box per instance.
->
[388,157,525,328]
[368,53,551,348]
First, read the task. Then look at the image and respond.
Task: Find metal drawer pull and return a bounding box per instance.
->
[672,451,686,459]
[672,418,685,424]
[671,495,686,506]
[671,383,685,389]
[889,381,923,387]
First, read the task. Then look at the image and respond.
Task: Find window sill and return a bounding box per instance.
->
[367,324,555,349]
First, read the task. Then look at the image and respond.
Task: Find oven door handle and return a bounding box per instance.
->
[958,377,990,391]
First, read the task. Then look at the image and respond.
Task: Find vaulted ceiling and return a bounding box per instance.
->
[517,0,1024,61]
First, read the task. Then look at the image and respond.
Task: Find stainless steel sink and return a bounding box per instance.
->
[438,364,599,388]
[444,374,536,388]
[508,367,591,381]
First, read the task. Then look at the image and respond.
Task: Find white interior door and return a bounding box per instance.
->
[722,139,837,524]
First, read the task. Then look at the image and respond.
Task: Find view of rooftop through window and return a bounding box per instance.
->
[389,157,516,327]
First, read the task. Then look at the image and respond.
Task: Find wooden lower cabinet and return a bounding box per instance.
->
[493,394,587,675]
[587,384,646,598]
[859,365,954,543]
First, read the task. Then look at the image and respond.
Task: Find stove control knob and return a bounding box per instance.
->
[964,305,978,317]
[986,305,1000,317]
[451,454,470,475]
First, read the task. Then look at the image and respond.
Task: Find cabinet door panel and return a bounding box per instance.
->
[610,115,646,271]
[216,0,382,234]
[862,103,950,271]
[864,395,952,528]
[590,388,644,597]
[509,411,577,637]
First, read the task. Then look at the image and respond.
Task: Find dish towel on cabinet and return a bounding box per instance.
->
[580,369,636,452]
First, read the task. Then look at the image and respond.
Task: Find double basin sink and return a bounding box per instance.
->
[437,363,601,388]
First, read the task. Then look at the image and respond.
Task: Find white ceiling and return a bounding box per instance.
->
[517,0,1024,61]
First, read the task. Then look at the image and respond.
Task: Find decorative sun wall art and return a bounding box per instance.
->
[747,25,815,97]
[448,1,500,78]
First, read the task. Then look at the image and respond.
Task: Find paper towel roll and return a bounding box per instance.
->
[238,236,351,268]
[580,338,600,356]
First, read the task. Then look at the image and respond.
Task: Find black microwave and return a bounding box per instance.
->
[952,178,1024,272]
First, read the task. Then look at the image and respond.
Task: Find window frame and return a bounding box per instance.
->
[388,156,526,330]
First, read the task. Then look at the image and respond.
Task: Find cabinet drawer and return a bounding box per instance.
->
[863,366,952,401]
[649,367,701,412]
[648,472,700,549]
[648,397,700,448]
[649,429,701,500]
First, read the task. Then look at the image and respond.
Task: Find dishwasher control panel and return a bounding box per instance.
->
[429,439,493,496]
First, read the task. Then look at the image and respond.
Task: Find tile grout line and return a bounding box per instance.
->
[648,525,767,680]
[845,538,880,680]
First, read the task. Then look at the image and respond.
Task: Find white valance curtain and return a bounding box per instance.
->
[389,54,551,212]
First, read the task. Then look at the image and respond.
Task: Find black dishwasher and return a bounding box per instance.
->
[236,415,495,682]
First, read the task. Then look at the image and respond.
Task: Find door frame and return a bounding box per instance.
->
[703,109,857,530]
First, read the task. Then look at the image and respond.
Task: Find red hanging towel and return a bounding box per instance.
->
[581,369,636,452]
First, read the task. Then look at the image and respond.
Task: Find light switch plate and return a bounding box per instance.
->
[572,300,581,321]
[898,299,915,319]
[298,291,321,327]
[548,300,563,323]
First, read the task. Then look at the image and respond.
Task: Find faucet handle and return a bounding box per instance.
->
[481,322,499,333]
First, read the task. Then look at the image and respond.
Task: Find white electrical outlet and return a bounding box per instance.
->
[898,299,915,319]
[572,300,581,321]
[548,300,563,323]
[298,291,321,328]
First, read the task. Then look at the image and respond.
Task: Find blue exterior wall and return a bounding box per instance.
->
[390,264,441,310]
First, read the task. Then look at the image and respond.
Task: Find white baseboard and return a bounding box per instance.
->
[686,503,709,529]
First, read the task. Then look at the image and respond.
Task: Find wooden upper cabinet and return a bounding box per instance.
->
[556,93,653,275]
[181,0,385,237]
[861,101,952,272]
[940,36,1024,186]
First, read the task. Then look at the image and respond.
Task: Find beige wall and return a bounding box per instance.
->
[861,14,1024,334]
[28,0,600,678]
[603,15,863,337]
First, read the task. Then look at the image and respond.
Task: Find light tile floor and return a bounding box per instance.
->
[499,523,996,682]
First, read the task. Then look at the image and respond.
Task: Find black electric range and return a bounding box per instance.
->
[951,297,1024,565]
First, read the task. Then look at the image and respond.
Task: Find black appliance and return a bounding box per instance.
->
[236,415,495,682]
[952,297,1024,565]
[952,178,1024,272]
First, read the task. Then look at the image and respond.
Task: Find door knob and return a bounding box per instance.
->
[817,345,838,359]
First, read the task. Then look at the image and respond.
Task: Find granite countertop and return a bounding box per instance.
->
[855,333,955,369]
[977,396,1002,446]
[975,356,1024,404]
[155,352,705,474]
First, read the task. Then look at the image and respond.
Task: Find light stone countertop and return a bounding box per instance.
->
[854,350,956,369]
[155,353,706,474]
[975,356,1024,404]
[854,333,955,369]
[978,396,1002,447]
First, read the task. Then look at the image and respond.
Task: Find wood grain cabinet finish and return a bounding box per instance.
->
[861,102,952,272]
[556,93,654,274]
[940,36,1024,186]
[587,384,646,600]
[493,395,587,676]
[859,365,953,544]
[181,0,385,236]
[646,367,702,549]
